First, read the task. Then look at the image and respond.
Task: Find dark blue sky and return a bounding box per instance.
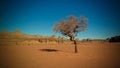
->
[0,0,120,39]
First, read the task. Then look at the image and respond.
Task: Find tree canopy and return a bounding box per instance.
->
[53,15,88,41]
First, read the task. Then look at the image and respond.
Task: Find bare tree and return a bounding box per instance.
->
[53,15,88,53]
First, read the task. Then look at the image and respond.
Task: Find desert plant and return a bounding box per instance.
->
[53,15,88,53]
[109,36,120,42]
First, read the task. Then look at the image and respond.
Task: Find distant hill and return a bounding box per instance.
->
[0,30,68,42]
[0,30,70,45]
[0,30,43,39]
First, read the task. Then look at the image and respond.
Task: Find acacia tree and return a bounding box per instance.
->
[53,15,88,53]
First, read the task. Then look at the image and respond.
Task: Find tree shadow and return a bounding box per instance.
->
[39,49,59,52]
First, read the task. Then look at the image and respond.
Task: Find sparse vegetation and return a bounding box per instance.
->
[108,36,120,42]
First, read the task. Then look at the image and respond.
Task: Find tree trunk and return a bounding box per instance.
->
[74,40,78,53]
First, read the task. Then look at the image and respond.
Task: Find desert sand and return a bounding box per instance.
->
[0,41,120,68]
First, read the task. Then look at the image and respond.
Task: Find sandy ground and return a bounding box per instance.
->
[0,41,120,68]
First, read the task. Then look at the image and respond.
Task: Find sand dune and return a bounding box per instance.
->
[0,41,120,68]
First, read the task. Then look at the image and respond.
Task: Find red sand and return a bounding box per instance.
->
[0,42,120,68]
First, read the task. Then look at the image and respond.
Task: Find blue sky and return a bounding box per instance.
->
[0,0,120,39]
